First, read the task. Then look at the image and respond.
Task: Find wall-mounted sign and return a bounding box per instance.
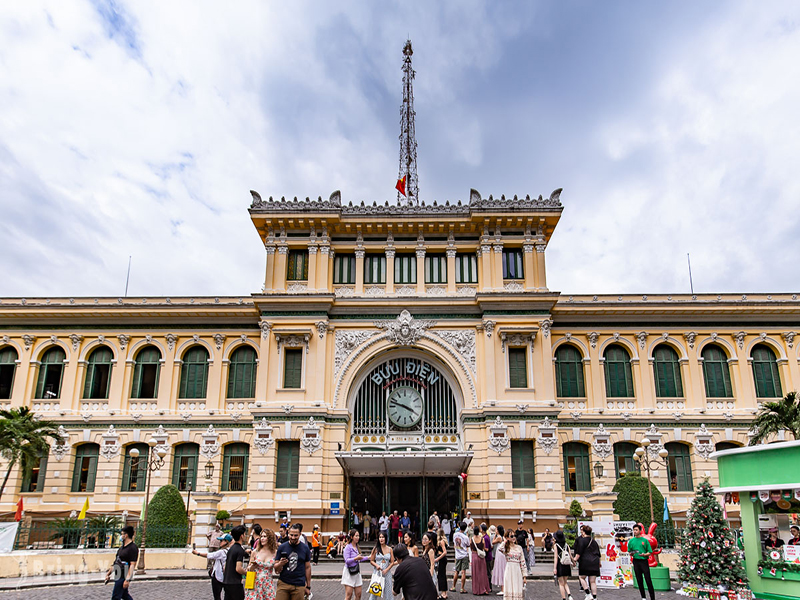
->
[330,501,340,515]
[469,492,481,500]
[370,359,441,387]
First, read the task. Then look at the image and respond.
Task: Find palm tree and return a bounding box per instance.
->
[0,407,59,500]
[748,391,800,445]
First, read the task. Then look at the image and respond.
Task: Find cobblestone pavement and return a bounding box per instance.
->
[0,579,677,600]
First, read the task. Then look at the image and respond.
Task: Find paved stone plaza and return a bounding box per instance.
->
[0,579,678,600]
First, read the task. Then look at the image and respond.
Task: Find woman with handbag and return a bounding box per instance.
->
[553,530,575,600]
[434,528,449,600]
[421,533,437,586]
[245,529,278,600]
[490,525,506,592]
[470,526,492,595]
[367,531,395,600]
[341,529,369,600]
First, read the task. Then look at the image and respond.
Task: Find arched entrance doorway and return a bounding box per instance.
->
[335,350,472,538]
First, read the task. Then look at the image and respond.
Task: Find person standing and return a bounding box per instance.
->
[470,526,492,595]
[404,531,420,557]
[192,532,231,600]
[490,525,506,592]
[274,524,312,600]
[105,525,138,600]
[627,523,655,600]
[421,532,437,588]
[245,529,279,600]
[310,525,321,565]
[573,525,601,600]
[765,529,785,550]
[207,522,222,573]
[364,511,372,541]
[526,529,536,574]
[223,525,249,600]
[341,529,369,600]
[390,511,401,544]
[434,528,449,600]
[249,523,263,550]
[464,511,474,530]
[789,525,800,546]
[353,510,362,538]
[401,511,411,537]
[392,544,439,600]
[553,529,575,600]
[451,521,470,594]
[368,531,396,600]
[502,528,527,600]
[379,511,389,542]
[442,517,451,546]
[481,524,493,584]
[543,528,554,552]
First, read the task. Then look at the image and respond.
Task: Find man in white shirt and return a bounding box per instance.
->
[192,533,231,600]
[379,511,389,540]
[451,521,470,594]
[463,511,474,529]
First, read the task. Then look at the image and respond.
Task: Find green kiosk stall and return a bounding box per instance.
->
[713,440,800,600]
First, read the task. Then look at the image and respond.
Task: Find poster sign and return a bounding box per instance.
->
[784,545,800,563]
[0,521,19,552]
[578,520,635,588]
[330,502,340,516]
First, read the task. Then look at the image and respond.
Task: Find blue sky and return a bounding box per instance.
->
[1,1,799,297]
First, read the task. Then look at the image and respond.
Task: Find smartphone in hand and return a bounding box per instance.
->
[192,543,196,550]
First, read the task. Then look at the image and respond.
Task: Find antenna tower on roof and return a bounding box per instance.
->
[397,40,419,206]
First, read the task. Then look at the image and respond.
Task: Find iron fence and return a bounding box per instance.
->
[12,519,189,551]
[654,524,684,549]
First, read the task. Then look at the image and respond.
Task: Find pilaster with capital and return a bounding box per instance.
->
[446,246,457,295]
[522,242,535,290]
[273,244,289,292]
[316,244,330,292]
[534,243,547,290]
[306,244,318,293]
[264,244,276,293]
[385,246,396,294]
[415,246,426,295]
[492,240,504,291]
[354,248,365,295]
[480,242,493,292]
[255,321,273,402]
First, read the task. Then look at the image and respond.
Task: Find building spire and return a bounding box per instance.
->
[397,40,419,206]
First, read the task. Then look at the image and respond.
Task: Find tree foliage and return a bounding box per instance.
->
[612,472,667,526]
[678,480,747,586]
[138,484,188,548]
[0,406,59,500]
[216,509,231,522]
[749,391,800,445]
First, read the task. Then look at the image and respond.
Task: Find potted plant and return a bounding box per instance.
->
[88,515,122,548]
[50,516,83,549]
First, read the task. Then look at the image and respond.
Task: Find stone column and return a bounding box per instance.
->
[415,247,426,295]
[585,489,618,521]
[492,242,504,291]
[317,245,330,292]
[480,242,493,292]
[264,245,276,293]
[385,247,396,294]
[306,245,318,293]
[354,249,365,294]
[534,243,548,290]
[523,243,535,291]
[273,245,288,292]
[255,321,272,401]
[193,492,223,550]
[446,248,457,295]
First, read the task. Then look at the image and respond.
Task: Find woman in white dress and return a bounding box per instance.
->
[491,525,507,591]
[502,529,527,600]
[367,531,396,600]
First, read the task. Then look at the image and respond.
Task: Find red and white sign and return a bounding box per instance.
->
[784,545,800,564]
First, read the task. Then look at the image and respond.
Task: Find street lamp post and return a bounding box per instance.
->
[633,438,670,526]
[132,438,167,575]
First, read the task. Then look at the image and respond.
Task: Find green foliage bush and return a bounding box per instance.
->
[612,472,667,526]
[137,484,189,548]
[216,509,231,522]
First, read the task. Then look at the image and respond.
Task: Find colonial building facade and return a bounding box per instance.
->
[1,189,798,533]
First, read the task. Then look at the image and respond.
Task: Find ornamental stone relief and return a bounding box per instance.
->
[69,334,83,351]
[503,281,523,293]
[199,424,221,459]
[99,425,121,460]
[334,330,379,376]
[536,417,558,455]
[51,425,70,461]
[301,416,322,455]
[253,418,275,455]
[431,330,476,374]
[375,310,436,347]
[165,333,178,351]
[274,333,311,355]
[591,424,612,459]
[488,416,510,454]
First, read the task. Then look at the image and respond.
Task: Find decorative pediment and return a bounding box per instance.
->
[694,423,715,459]
[99,425,121,460]
[253,418,275,455]
[644,423,663,456]
[536,417,558,455]
[301,416,322,454]
[592,424,612,459]
[488,416,510,454]
[51,425,70,461]
[273,331,312,354]
[151,424,170,454]
[200,424,221,458]
[498,328,537,353]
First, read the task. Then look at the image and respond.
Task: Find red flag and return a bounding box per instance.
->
[395,175,406,196]
[14,498,23,521]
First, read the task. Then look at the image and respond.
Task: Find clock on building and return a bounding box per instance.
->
[387,386,423,428]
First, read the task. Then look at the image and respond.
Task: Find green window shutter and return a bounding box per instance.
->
[666,443,692,492]
[508,348,528,388]
[284,349,303,389]
[172,444,199,491]
[604,345,633,398]
[455,254,477,284]
[394,254,417,284]
[180,346,209,399]
[132,347,161,399]
[364,255,387,284]
[287,251,308,281]
[122,445,148,491]
[502,250,523,279]
[702,345,732,398]
[222,443,249,492]
[227,346,257,398]
[84,346,113,399]
[613,442,640,478]
[654,345,683,398]
[752,345,781,398]
[21,453,47,493]
[0,347,18,400]
[36,347,66,399]
[424,255,446,284]
[556,345,585,397]
[276,441,300,489]
[71,444,99,492]
[510,440,535,488]
[334,255,356,284]
[563,443,591,491]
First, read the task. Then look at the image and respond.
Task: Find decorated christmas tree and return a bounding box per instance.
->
[678,479,747,587]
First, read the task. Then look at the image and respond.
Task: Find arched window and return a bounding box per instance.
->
[21,450,48,493]
[132,346,161,399]
[701,344,732,398]
[179,346,209,399]
[715,441,741,452]
[555,345,585,398]
[71,443,99,492]
[222,443,249,491]
[227,346,257,399]
[604,345,634,398]
[613,442,640,478]
[563,442,591,491]
[83,346,114,399]
[172,443,199,491]
[665,442,693,492]
[751,344,782,398]
[121,443,149,491]
[653,345,683,397]
[0,346,18,399]
[35,346,67,399]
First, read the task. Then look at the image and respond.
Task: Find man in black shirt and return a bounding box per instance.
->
[274,524,311,600]
[223,525,248,600]
[392,544,438,600]
[105,525,138,600]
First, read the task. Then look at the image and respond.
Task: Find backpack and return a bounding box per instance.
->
[558,544,573,565]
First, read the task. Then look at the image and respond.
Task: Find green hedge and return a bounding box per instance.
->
[612,472,669,527]
[137,484,189,548]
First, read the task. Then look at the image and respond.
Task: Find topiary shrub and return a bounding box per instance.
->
[216,509,231,523]
[564,499,583,545]
[138,484,189,548]
[612,472,667,527]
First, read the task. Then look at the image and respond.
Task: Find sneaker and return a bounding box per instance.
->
[584,594,592,600]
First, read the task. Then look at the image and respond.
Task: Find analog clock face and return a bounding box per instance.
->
[388,386,423,428]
